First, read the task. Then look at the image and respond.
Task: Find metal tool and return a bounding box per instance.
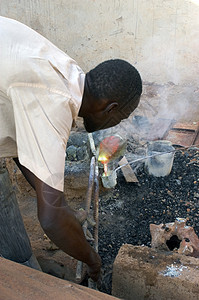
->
[75,134,99,290]
[115,143,199,172]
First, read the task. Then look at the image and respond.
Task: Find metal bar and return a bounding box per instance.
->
[88,160,99,290]
[85,156,96,213]
[75,260,83,282]
[87,133,99,251]
[115,143,199,172]
[88,133,97,156]
[76,156,95,281]
[76,133,100,289]
[171,128,196,132]
[87,134,99,252]
[93,163,99,253]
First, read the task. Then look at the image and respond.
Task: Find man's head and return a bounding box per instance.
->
[78,59,142,132]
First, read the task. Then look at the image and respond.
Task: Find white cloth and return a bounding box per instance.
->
[0,16,85,191]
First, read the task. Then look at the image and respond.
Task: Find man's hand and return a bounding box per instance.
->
[87,252,101,282]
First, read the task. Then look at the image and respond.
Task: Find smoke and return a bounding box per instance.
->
[92,19,199,153]
[92,81,199,176]
[89,1,199,174]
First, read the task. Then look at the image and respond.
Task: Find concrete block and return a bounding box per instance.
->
[112,244,199,300]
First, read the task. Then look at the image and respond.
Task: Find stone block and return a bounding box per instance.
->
[112,244,199,300]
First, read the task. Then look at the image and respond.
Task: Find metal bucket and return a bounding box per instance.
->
[145,140,175,177]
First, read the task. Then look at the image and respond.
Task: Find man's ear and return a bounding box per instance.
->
[104,102,118,114]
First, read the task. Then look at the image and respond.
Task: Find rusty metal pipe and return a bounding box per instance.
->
[115,142,199,173]
[88,161,99,290]
[93,164,99,252]
[85,156,96,213]
[87,133,100,253]
[76,134,100,289]
[87,132,100,290]
[76,156,96,282]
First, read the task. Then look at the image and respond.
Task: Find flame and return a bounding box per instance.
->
[98,136,120,160]
[98,155,109,176]
[98,154,109,164]
[98,135,122,176]
[103,162,108,176]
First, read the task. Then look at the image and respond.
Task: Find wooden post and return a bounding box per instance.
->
[0,167,41,270]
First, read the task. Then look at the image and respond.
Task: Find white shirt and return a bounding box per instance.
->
[0,16,85,191]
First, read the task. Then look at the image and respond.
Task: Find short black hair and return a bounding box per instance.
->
[86,59,142,105]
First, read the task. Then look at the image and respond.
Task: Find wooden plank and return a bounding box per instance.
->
[172,121,199,131]
[0,257,119,300]
[119,156,138,183]
[163,121,199,147]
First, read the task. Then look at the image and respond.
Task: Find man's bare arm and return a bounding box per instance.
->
[13,158,101,281]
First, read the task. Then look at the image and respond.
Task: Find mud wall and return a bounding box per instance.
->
[1,0,199,86]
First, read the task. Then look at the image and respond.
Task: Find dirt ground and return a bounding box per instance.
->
[8,139,199,295]
[5,83,199,295]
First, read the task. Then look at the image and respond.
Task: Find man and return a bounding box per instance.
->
[0,16,142,281]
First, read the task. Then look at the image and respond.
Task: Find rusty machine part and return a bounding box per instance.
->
[150,218,199,258]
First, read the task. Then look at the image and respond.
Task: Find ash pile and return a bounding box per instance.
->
[93,123,199,295]
[65,116,199,295]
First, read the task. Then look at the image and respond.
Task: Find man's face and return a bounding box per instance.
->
[83,111,121,132]
[83,96,140,133]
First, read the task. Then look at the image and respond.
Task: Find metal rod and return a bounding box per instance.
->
[85,156,96,213]
[76,156,95,281]
[93,163,99,253]
[75,260,83,281]
[87,133,99,252]
[88,160,99,290]
[76,133,100,288]
[115,142,199,172]
[88,133,97,156]
[87,133,100,290]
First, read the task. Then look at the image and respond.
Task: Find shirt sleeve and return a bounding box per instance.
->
[8,84,74,191]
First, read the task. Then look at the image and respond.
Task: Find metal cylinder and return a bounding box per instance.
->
[101,170,117,189]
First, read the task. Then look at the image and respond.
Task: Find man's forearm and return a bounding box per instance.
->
[37,192,98,266]
[13,158,101,280]
[13,158,94,261]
